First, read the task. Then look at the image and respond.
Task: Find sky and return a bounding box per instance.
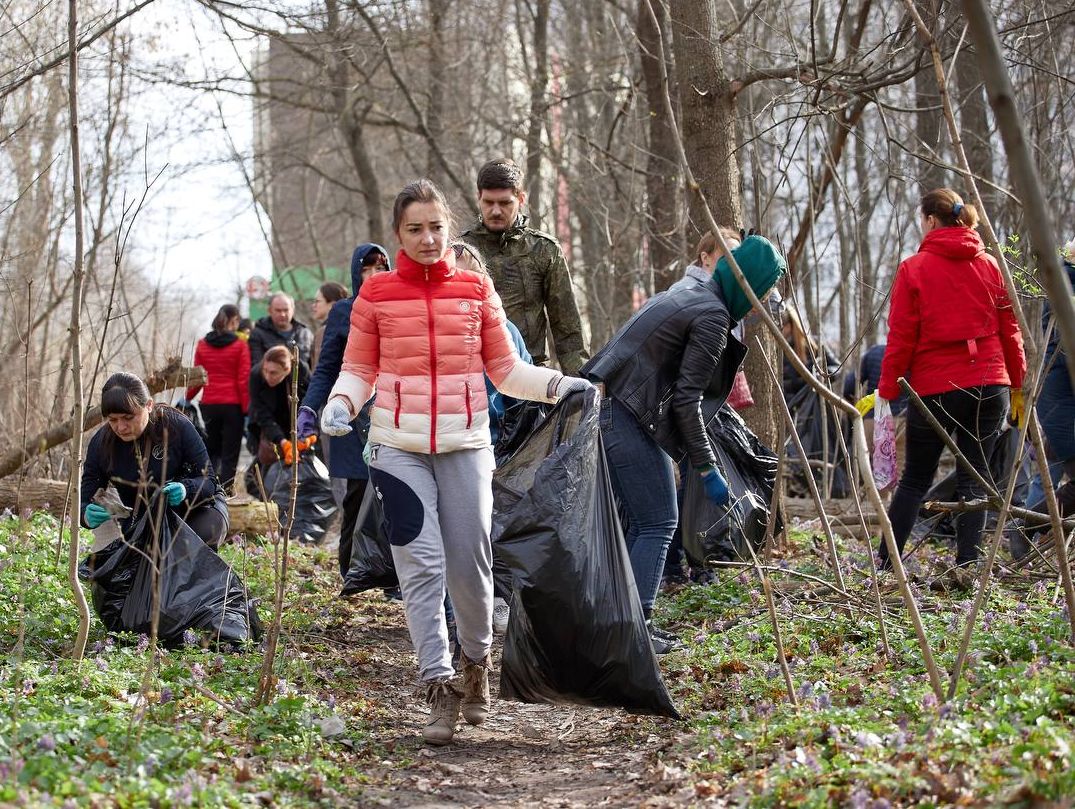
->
[123,2,272,314]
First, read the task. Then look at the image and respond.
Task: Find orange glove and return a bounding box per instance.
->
[281,435,317,466]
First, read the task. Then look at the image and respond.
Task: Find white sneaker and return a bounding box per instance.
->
[492,597,510,635]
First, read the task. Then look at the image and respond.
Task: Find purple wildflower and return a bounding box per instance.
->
[159,687,173,704]
[182,629,197,647]
[95,656,108,672]
[815,693,832,710]
[797,681,814,698]
[136,634,150,654]
[190,663,206,682]
[326,695,336,710]
[921,693,938,710]
[1029,639,1039,654]
[849,788,870,809]
[37,735,56,752]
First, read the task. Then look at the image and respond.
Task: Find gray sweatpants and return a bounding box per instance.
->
[369,444,495,682]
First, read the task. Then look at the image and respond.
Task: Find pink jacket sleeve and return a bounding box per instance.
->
[238,340,251,414]
[329,287,378,414]
[480,275,560,403]
[186,340,205,402]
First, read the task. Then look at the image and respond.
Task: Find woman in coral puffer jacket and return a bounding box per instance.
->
[186,304,251,495]
[877,188,1026,576]
[320,179,591,746]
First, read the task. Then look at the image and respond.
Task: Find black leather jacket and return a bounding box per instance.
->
[582,278,746,467]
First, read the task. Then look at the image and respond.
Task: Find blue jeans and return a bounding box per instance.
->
[600,397,678,614]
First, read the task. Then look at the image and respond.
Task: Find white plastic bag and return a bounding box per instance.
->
[872,395,898,491]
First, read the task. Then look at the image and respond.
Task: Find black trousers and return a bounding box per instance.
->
[338,478,368,578]
[880,385,1006,568]
[200,403,244,495]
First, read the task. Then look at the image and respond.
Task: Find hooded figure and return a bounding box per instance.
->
[299,243,390,576]
[581,235,786,645]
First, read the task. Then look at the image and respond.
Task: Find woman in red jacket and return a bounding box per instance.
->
[321,179,590,745]
[877,188,1026,577]
[187,304,251,495]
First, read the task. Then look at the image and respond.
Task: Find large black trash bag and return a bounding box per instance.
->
[492,388,680,719]
[494,399,549,466]
[681,405,783,566]
[784,385,851,498]
[79,502,255,646]
[263,455,337,545]
[340,482,398,596]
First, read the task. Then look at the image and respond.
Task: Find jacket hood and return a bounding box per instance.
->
[395,249,456,282]
[255,315,307,334]
[204,330,238,348]
[919,226,985,261]
[349,243,390,297]
[713,235,787,320]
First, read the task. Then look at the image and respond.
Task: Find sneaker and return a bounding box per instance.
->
[422,678,462,746]
[459,652,492,726]
[646,621,683,655]
[492,597,510,636]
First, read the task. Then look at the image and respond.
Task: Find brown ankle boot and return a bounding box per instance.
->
[460,652,492,726]
[423,677,462,745]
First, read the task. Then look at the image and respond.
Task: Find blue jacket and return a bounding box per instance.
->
[301,243,389,479]
[486,320,531,444]
[1043,259,1075,370]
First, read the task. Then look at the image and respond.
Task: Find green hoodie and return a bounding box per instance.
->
[713,235,787,320]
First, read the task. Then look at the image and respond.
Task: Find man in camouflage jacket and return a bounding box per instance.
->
[461,158,588,375]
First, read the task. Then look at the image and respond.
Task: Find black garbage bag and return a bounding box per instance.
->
[492,388,680,718]
[341,482,398,596]
[784,385,851,498]
[494,399,549,466]
[263,455,337,545]
[79,502,256,646]
[681,405,783,566]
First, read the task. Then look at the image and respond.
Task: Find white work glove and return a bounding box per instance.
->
[553,375,595,400]
[320,398,354,436]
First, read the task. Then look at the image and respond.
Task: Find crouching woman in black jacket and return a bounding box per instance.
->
[582,235,786,651]
[81,373,229,549]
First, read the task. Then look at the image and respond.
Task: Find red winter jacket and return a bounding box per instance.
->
[330,249,560,454]
[878,227,1025,401]
[187,332,251,412]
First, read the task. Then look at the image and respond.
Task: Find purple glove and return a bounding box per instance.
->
[297,406,318,439]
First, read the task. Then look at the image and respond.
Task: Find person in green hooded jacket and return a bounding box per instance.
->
[582,234,786,653]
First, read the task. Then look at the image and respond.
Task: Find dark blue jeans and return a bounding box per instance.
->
[880,385,1006,567]
[600,397,679,614]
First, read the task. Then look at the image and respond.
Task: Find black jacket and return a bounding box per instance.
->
[582,278,746,467]
[249,361,310,446]
[81,408,223,529]
[248,316,314,369]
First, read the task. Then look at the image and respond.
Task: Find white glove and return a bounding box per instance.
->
[321,398,354,436]
[554,375,595,400]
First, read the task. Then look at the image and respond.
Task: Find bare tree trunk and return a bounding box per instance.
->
[65,0,91,663]
[426,0,450,186]
[523,0,550,229]
[637,0,682,291]
[668,0,740,241]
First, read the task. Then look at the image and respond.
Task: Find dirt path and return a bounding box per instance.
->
[316,591,694,808]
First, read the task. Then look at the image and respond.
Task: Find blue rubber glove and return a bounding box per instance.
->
[699,466,729,506]
[297,406,318,439]
[84,504,110,529]
[162,481,186,507]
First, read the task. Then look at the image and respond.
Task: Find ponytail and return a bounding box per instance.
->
[921,188,979,228]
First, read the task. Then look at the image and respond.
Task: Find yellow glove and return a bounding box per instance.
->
[1010,388,1026,429]
[855,391,877,417]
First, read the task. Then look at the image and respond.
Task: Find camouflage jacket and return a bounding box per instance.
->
[460,216,588,375]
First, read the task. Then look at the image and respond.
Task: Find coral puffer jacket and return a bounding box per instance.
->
[878,227,1026,401]
[329,250,560,454]
[186,332,251,412]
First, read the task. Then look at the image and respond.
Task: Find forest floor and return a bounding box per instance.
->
[3,510,1075,807]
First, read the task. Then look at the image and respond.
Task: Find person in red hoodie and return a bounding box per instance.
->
[875,188,1026,577]
[186,304,251,494]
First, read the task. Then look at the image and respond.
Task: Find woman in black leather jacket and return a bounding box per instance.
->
[582,234,785,650]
